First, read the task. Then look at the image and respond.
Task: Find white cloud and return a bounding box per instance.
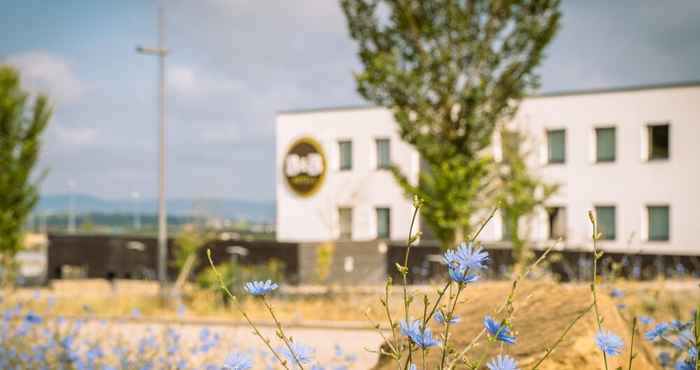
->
[5,51,86,104]
[168,65,244,97]
[199,124,240,144]
[54,125,98,147]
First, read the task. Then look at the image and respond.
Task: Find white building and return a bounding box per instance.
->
[276,82,700,256]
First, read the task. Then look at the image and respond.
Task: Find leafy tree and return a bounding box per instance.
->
[495,126,558,268]
[0,66,51,278]
[341,0,561,247]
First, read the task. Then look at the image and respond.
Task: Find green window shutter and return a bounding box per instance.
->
[648,206,670,241]
[376,139,390,169]
[547,130,566,163]
[596,127,616,162]
[339,141,352,170]
[595,206,616,240]
[376,208,391,239]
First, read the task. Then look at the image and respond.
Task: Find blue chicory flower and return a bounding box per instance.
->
[443,242,488,270]
[645,322,670,342]
[609,287,624,298]
[674,359,694,370]
[657,352,671,367]
[399,319,440,348]
[483,316,516,345]
[486,354,519,370]
[595,330,623,356]
[223,352,253,370]
[281,342,315,365]
[24,311,42,324]
[244,280,279,296]
[434,310,460,325]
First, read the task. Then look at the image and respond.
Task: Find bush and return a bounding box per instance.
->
[196,259,285,304]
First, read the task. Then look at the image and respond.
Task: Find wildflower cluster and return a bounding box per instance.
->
[0,299,241,369]
[0,295,359,370]
[637,310,700,369]
[207,203,673,370]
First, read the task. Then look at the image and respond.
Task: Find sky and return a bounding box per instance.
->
[1,0,699,202]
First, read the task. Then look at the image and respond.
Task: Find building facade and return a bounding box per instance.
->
[276,82,700,256]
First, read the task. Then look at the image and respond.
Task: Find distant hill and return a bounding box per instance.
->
[36,194,275,222]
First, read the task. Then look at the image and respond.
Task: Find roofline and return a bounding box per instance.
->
[530,80,700,98]
[277,104,375,115]
[276,80,700,115]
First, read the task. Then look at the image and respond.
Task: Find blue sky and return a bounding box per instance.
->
[2,0,699,201]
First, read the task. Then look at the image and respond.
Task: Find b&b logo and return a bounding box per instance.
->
[283,137,326,197]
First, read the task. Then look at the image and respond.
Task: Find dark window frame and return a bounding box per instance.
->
[546,129,566,164]
[375,207,391,239]
[647,205,670,241]
[338,140,353,171]
[647,123,670,161]
[595,126,616,163]
[375,138,391,170]
[546,206,567,240]
[594,205,616,241]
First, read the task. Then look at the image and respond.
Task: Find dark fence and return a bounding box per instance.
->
[47,234,178,281]
[387,244,700,283]
[47,234,700,285]
[47,234,301,283]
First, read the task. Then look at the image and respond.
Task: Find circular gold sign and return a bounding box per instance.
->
[283,137,326,197]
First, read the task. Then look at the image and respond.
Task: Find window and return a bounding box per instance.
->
[338,207,353,240]
[338,140,352,171]
[595,127,616,162]
[547,207,567,240]
[594,206,616,240]
[547,129,566,164]
[648,206,670,241]
[648,124,669,160]
[376,207,391,239]
[376,139,391,169]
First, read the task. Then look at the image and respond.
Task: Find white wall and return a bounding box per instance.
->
[276,107,419,242]
[276,84,700,255]
[508,85,700,255]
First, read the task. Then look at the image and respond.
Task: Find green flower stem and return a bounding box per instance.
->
[422,206,499,331]
[694,308,699,370]
[531,303,594,370]
[401,199,422,369]
[206,249,291,370]
[588,211,609,370]
[440,283,465,369]
[262,296,305,370]
[377,278,403,369]
[627,317,637,370]
[363,309,402,366]
[447,241,558,369]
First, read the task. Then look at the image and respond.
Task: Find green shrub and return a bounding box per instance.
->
[196,259,285,304]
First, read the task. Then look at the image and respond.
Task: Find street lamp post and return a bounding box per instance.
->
[137,6,169,295]
[68,179,76,234]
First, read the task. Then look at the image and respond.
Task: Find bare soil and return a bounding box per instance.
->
[372,282,660,370]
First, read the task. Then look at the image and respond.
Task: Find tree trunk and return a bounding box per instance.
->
[453,227,464,246]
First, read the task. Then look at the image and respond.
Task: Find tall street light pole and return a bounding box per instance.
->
[137,6,169,295]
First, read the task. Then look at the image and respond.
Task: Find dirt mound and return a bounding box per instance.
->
[373,282,656,370]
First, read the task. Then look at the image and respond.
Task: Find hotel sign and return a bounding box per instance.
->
[283,137,326,197]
